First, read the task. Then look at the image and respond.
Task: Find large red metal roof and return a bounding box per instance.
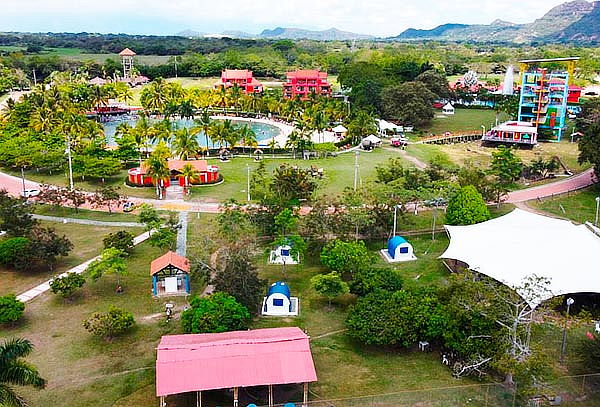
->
[156,327,317,396]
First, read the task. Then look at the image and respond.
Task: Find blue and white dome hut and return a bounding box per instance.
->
[381,236,417,263]
[262,281,299,316]
[269,243,299,265]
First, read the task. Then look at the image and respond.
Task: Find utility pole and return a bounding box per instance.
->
[353,150,359,191]
[560,297,575,363]
[20,167,26,196]
[174,56,178,79]
[432,205,437,241]
[32,69,37,87]
[393,205,399,237]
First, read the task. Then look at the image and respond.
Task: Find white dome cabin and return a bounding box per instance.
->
[262,281,299,316]
[269,244,299,265]
[381,236,417,263]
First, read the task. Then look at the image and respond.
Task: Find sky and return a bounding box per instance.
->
[1,0,573,37]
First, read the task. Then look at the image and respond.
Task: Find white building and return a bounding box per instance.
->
[442,103,455,115]
[262,281,299,316]
[381,236,417,263]
[269,245,299,265]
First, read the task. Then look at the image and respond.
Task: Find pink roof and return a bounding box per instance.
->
[156,327,317,396]
[222,69,252,80]
[119,48,136,56]
[286,70,328,80]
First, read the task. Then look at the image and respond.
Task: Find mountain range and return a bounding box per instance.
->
[393,0,600,42]
[176,27,373,41]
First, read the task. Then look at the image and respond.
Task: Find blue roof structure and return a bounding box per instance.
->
[388,236,407,259]
[268,281,291,298]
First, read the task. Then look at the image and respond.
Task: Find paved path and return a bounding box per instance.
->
[32,214,143,227]
[505,168,597,203]
[16,231,151,303]
[176,211,188,256]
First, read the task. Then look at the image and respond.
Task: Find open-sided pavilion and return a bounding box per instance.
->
[156,327,317,407]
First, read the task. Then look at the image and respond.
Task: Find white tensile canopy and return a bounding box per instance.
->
[376,119,402,132]
[440,209,600,308]
[363,134,382,144]
[332,124,347,133]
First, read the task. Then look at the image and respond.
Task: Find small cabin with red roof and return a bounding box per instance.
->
[215,69,263,94]
[128,159,219,187]
[283,69,332,99]
[151,251,190,296]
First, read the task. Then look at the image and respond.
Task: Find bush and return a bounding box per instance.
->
[576,331,600,370]
[103,230,135,254]
[83,306,135,339]
[350,267,403,297]
[181,292,250,334]
[49,272,86,298]
[311,272,349,307]
[445,185,490,226]
[0,237,30,269]
[0,294,25,325]
[320,240,373,277]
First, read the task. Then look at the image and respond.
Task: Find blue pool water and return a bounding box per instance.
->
[103,117,281,148]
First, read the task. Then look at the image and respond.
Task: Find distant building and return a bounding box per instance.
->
[128,160,219,187]
[482,121,538,146]
[283,70,332,99]
[215,69,263,94]
[119,48,136,80]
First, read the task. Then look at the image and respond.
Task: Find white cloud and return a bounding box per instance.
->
[1,0,575,36]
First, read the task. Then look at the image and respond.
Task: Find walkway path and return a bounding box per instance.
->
[505,167,597,203]
[176,211,188,256]
[16,231,151,303]
[32,214,143,227]
[384,147,428,169]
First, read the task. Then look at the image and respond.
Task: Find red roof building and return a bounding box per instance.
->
[283,70,332,99]
[151,251,191,296]
[156,327,317,406]
[215,69,263,94]
[128,159,219,187]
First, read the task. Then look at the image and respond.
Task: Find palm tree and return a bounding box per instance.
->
[268,138,278,158]
[180,163,199,195]
[172,128,199,160]
[0,337,46,407]
[192,111,213,155]
[178,100,195,120]
[145,155,170,199]
[311,109,328,144]
[221,120,239,151]
[238,125,257,155]
[286,130,302,159]
[90,85,109,109]
[141,78,168,113]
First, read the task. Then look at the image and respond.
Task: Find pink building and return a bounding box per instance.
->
[215,69,263,94]
[283,70,332,100]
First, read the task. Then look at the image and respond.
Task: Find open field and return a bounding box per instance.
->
[530,184,600,224]
[422,108,507,136]
[0,220,143,296]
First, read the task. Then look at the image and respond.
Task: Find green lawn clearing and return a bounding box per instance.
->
[423,108,504,136]
[531,184,600,225]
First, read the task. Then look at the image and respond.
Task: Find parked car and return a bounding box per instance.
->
[122,201,136,212]
[424,197,448,207]
[20,189,40,198]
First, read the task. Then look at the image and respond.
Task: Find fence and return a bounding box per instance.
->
[248,374,600,407]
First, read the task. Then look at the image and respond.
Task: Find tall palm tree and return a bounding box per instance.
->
[178,100,195,120]
[221,120,239,150]
[192,111,213,155]
[172,128,199,160]
[237,125,257,155]
[0,337,46,407]
[144,155,170,199]
[142,78,168,113]
[180,163,199,195]
[312,109,328,144]
[90,85,109,109]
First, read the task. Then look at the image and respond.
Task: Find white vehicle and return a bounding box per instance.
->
[20,189,40,198]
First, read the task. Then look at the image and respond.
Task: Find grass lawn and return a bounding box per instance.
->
[189,148,412,202]
[0,220,143,296]
[34,204,140,223]
[530,184,600,224]
[423,108,506,136]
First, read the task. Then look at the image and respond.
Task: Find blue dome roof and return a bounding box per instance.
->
[268,281,291,298]
[388,236,408,259]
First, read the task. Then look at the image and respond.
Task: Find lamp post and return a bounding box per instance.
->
[392,204,402,237]
[481,125,486,138]
[595,196,600,226]
[66,135,74,191]
[432,204,438,241]
[20,167,26,197]
[560,297,575,363]
[246,164,251,202]
[353,150,360,191]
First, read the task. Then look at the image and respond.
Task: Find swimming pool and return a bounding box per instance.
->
[103,117,282,147]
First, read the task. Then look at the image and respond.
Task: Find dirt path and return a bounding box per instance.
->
[384,147,428,169]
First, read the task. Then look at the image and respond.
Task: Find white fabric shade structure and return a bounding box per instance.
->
[363,134,382,144]
[440,209,600,308]
[332,124,347,133]
[376,119,402,132]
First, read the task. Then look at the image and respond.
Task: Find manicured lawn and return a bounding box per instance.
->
[531,184,600,224]
[423,108,505,136]
[189,148,413,202]
[0,220,143,296]
[34,204,140,223]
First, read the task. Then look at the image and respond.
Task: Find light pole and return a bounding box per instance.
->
[481,125,486,138]
[66,135,74,191]
[595,196,600,226]
[246,164,251,202]
[353,150,360,191]
[560,297,575,363]
[20,167,26,196]
[432,204,438,241]
[392,204,402,237]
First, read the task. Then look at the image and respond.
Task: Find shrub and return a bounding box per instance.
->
[0,237,30,269]
[49,272,86,298]
[320,240,373,277]
[445,185,491,226]
[83,306,135,339]
[103,230,135,254]
[311,272,349,307]
[0,294,25,325]
[350,267,403,297]
[181,292,250,334]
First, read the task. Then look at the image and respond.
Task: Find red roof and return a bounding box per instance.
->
[140,160,208,175]
[150,251,190,276]
[156,327,317,396]
[286,70,328,80]
[222,69,252,80]
[119,48,137,57]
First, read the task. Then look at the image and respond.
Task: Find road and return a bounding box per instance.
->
[1,166,597,213]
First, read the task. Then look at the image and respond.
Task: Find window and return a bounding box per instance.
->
[399,246,409,254]
[273,298,284,307]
